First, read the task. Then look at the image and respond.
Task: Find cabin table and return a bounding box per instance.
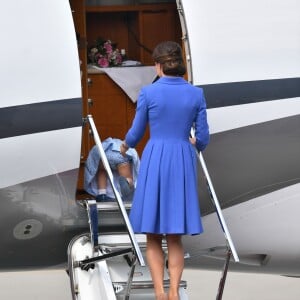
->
[88,65,156,103]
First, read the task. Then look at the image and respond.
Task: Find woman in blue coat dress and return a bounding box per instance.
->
[120,41,209,300]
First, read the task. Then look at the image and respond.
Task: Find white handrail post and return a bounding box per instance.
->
[191,127,239,262]
[199,152,239,262]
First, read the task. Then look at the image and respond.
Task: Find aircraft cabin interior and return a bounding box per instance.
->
[69,0,182,196]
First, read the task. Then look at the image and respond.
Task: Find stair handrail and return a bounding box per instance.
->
[87,115,145,266]
[191,128,239,262]
[199,151,239,263]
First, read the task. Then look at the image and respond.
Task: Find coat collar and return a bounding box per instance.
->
[156,76,187,85]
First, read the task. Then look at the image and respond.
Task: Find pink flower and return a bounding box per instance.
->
[98,57,109,68]
[103,41,113,54]
[89,39,123,67]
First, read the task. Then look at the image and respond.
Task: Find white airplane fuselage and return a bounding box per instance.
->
[0,0,300,277]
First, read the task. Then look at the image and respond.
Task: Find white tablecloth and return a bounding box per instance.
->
[90,65,157,103]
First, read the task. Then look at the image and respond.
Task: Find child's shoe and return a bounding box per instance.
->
[95,194,108,202]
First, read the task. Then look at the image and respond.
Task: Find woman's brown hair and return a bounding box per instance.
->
[152,41,186,76]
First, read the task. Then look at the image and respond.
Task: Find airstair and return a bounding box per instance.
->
[67,115,239,299]
[68,223,188,300]
[67,115,188,299]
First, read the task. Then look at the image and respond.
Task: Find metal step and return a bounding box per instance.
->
[97,201,132,212]
[113,279,187,291]
[114,282,188,300]
[78,199,132,212]
[77,199,132,230]
[98,233,168,254]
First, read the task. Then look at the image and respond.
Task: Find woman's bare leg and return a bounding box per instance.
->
[166,235,184,300]
[146,234,167,300]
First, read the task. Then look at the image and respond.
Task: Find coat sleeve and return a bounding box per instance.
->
[195,89,210,151]
[125,88,148,148]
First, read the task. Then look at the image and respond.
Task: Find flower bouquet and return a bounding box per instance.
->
[88,38,122,68]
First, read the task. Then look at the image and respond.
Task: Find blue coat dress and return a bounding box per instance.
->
[125,76,209,235]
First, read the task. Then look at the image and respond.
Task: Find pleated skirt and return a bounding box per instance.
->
[129,139,203,235]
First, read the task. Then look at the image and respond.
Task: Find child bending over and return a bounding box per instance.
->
[84,137,139,202]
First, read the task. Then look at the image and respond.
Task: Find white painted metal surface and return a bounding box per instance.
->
[0,1,81,107]
[70,236,117,300]
[183,183,300,274]
[0,128,82,188]
[180,0,300,85]
[0,0,82,188]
